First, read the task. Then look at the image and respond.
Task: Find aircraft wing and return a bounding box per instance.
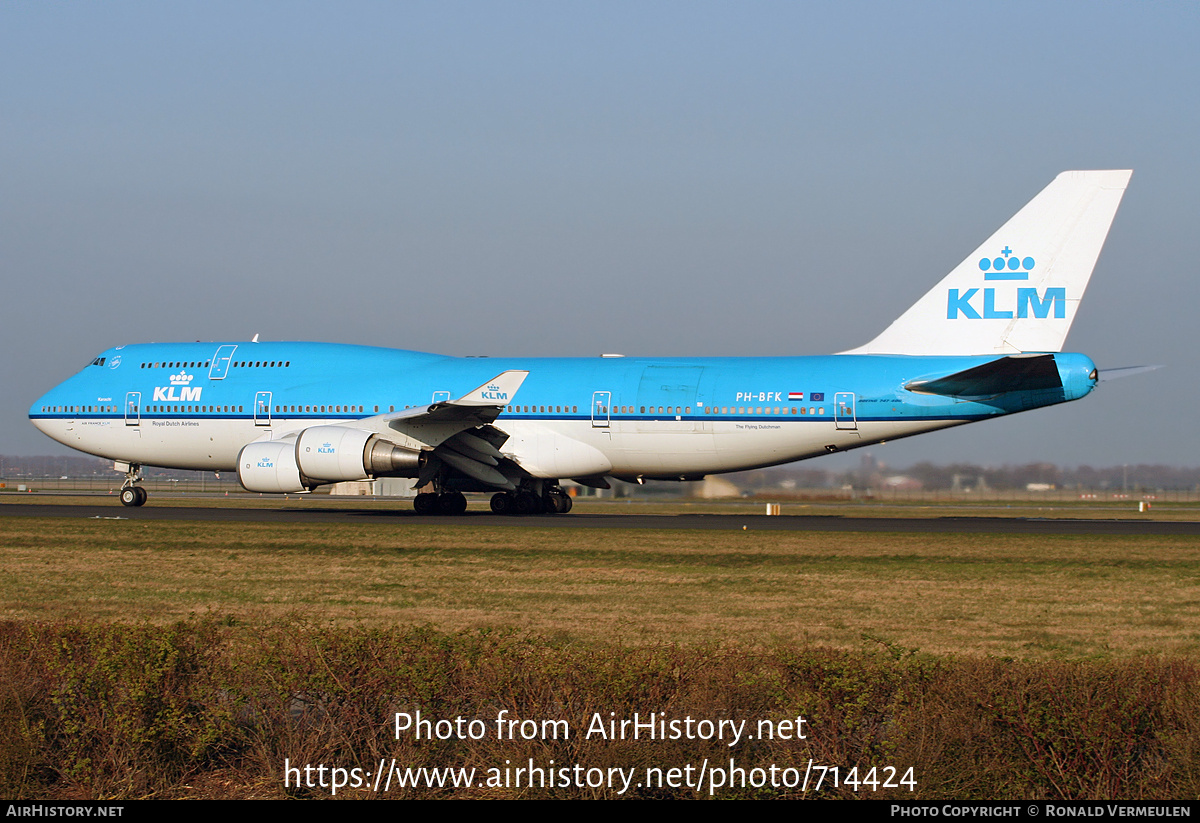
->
[382,369,529,426]
[349,370,530,491]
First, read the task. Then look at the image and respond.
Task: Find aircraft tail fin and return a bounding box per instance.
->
[843,170,1131,356]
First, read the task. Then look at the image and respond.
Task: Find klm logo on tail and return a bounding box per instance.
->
[948,247,1065,320]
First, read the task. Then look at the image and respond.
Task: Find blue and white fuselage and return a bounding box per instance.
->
[27,170,1133,514]
[29,344,1099,476]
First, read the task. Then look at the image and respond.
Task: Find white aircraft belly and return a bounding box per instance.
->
[547,417,971,477]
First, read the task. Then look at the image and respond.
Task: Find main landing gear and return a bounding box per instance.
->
[489,486,572,516]
[412,490,468,516]
[410,478,573,517]
[118,462,148,507]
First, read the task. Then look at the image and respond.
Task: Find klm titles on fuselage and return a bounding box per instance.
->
[153,386,203,402]
[947,247,1066,320]
[152,370,202,403]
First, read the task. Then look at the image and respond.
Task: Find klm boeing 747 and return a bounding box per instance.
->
[30,170,1133,515]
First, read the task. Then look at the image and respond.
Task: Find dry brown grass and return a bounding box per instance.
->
[4,619,1199,799]
[3,516,1198,659]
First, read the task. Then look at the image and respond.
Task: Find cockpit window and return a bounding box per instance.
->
[89,357,106,367]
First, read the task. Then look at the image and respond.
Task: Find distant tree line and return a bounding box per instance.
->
[5,454,1200,492]
[0,455,205,480]
[732,461,1200,492]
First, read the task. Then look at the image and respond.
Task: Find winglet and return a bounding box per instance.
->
[377,369,530,426]
[444,370,529,407]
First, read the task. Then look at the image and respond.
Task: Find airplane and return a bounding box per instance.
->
[29,169,1134,515]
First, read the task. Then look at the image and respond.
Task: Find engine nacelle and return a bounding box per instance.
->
[295,426,423,482]
[237,439,309,493]
[238,427,423,492]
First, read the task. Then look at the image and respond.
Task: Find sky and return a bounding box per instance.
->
[2,1,1197,469]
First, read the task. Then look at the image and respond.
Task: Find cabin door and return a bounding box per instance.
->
[124,392,141,426]
[834,392,857,430]
[208,345,237,380]
[254,392,272,426]
[591,391,611,428]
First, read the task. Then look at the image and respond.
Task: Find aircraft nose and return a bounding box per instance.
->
[29,389,65,441]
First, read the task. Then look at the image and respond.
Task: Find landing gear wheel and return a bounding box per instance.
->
[413,492,440,515]
[117,463,146,507]
[543,487,572,514]
[438,491,467,516]
[514,491,542,516]
[490,492,514,515]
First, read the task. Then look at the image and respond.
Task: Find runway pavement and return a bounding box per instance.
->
[4,499,1200,535]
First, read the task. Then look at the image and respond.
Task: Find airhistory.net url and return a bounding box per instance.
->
[283,757,916,796]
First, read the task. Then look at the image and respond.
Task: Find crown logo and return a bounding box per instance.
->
[978,246,1034,280]
[170,371,194,385]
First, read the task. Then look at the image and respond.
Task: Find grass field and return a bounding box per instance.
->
[7,489,1200,519]
[6,499,1200,799]
[3,508,1199,658]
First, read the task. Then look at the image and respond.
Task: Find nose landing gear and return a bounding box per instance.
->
[118,462,148,507]
[120,486,148,507]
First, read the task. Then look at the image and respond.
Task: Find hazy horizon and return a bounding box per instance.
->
[4,3,1196,467]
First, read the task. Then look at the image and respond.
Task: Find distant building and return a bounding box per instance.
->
[329,478,417,498]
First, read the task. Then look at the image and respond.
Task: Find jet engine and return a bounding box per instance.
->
[237,439,308,493]
[295,425,422,481]
[237,426,423,493]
